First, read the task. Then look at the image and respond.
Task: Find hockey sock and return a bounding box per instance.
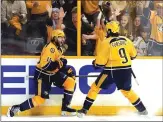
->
[132,98,146,112]
[19,98,34,111]
[62,89,74,107]
[82,83,101,111]
[121,89,146,112]
[82,97,95,111]
[62,77,76,108]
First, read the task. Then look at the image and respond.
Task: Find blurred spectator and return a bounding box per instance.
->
[133,26,151,56]
[26,0,52,41]
[101,1,126,21]
[119,13,133,40]
[81,1,100,26]
[132,15,142,39]
[125,1,137,20]
[46,6,66,43]
[61,0,77,26]
[81,12,103,56]
[144,1,163,56]
[26,0,51,21]
[109,1,127,21]
[81,20,95,56]
[1,0,162,56]
[136,1,147,16]
[64,6,77,55]
[144,1,163,43]
[51,7,65,30]
[1,0,27,37]
[52,0,77,26]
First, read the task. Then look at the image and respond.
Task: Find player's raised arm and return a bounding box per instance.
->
[94,39,110,67]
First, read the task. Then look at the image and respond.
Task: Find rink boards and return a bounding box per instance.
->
[1,57,163,116]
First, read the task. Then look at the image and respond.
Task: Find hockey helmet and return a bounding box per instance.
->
[52,29,65,40]
[106,21,120,33]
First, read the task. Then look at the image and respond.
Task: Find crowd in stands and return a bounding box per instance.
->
[1,0,77,55]
[81,1,163,56]
[1,0,163,56]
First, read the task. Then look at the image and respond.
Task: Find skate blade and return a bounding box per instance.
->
[77,112,85,118]
[61,111,77,116]
[6,107,12,117]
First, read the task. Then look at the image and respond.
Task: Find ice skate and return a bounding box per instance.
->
[138,109,148,115]
[77,108,87,118]
[61,105,77,116]
[7,105,20,117]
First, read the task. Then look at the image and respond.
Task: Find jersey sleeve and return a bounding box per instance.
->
[94,26,105,41]
[95,39,110,66]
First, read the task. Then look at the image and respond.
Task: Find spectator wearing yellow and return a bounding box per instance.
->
[143,1,163,56]
[26,0,51,21]
[149,2,163,43]
[1,0,27,36]
[81,1,100,25]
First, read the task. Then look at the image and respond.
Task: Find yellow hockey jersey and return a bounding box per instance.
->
[82,1,99,15]
[95,36,137,69]
[36,42,63,74]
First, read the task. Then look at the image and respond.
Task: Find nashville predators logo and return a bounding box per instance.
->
[50,48,55,53]
[158,23,163,32]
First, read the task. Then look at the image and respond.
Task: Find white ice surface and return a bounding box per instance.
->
[1,115,163,121]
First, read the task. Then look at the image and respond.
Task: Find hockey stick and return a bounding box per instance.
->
[131,69,139,86]
[26,75,99,79]
[26,69,138,80]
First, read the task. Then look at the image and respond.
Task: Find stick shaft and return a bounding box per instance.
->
[131,69,136,78]
[26,69,139,85]
[26,75,99,79]
[131,69,139,85]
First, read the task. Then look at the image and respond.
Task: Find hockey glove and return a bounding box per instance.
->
[60,58,67,67]
[66,67,76,80]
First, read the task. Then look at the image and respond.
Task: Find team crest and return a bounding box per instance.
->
[50,48,55,53]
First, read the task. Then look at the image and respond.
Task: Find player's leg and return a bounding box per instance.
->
[77,70,110,117]
[62,76,77,115]
[77,82,101,117]
[120,89,148,115]
[7,72,50,117]
[52,70,77,116]
[114,68,148,115]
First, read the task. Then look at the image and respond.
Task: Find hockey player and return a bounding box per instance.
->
[77,21,148,117]
[7,29,77,117]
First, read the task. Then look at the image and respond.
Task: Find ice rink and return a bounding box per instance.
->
[2,115,163,121]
